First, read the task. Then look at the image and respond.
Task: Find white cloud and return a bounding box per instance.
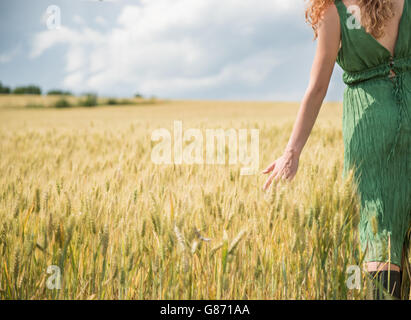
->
[66,47,86,72]
[138,49,281,95]
[63,71,85,88]
[73,15,86,25]
[0,47,20,64]
[95,16,107,26]
[30,0,307,98]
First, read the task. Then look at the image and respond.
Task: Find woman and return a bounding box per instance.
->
[263,0,410,299]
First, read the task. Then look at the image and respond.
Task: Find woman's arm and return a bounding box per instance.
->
[263,4,341,191]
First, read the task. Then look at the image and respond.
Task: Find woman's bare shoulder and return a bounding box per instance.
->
[317,3,340,38]
[322,2,340,26]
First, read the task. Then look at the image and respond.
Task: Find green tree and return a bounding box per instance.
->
[47,89,73,96]
[12,85,42,95]
[78,93,98,107]
[0,81,11,94]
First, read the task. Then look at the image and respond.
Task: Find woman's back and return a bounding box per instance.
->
[340,0,406,56]
[335,0,411,75]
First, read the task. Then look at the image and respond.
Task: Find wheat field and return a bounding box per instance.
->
[0,95,381,300]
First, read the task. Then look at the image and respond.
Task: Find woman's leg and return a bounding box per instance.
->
[399,229,411,300]
[366,262,400,272]
[365,262,402,300]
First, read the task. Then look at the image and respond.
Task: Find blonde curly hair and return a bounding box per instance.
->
[305,0,395,39]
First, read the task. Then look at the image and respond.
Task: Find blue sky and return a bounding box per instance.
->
[0,0,345,101]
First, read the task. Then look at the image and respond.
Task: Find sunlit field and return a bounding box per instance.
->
[0,95,384,300]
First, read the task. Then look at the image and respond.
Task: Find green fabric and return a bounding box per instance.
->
[334,0,411,266]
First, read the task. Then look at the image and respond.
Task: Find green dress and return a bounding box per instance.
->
[335,0,410,266]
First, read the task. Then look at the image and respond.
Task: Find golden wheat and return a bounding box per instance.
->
[0,96,392,299]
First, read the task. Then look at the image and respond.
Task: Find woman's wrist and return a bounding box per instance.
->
[284,144,302,158]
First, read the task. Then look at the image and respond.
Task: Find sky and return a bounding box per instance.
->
[0,0,345,101]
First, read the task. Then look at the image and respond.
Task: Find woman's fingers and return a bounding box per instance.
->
[264,166,292,191]
[263,172,275,191]
[282,165,297,182]
[274,169,284,183]
[287,170,296,181]
[263,164,282,191]
[262,160,276,174]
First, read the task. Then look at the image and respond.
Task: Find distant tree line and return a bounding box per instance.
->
[47,89,73,96]
[13,85,42,95]
[0,81,154,109]
[0,82,42,95]
[0,81,145,99]
[0,82,77,96]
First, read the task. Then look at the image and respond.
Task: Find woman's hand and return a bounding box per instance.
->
[262,147,300,191]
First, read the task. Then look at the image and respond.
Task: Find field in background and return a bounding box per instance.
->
[0,96,374,299]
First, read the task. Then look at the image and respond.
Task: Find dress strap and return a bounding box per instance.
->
[334,1,344,13]
[334,0,348,21]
